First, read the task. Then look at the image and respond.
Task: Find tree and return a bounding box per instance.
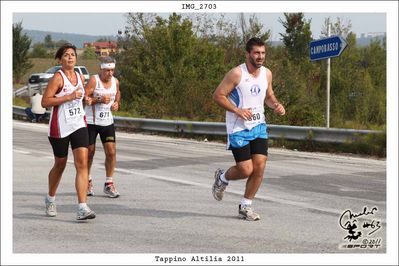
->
[279,13,312,61]
[113,13,385,130]
[82,46,97,59]
[326,32,386,128]
[116,13,226,119]
[320,17,352,39]
[30,43,50,58]
[187,14,241,68]
[238,13,271,45]
[44,34,55,49]
[96,37,112,42]
[274,13,323,126]
[55,39,70,48]
[13,22,33,83]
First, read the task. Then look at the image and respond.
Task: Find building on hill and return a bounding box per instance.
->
[83,41,118,57]
[360,32,386,38]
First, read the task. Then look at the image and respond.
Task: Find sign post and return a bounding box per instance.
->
[310,30,347,128]
[327,24,331,129]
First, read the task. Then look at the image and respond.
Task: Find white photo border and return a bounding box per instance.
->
[1,1,397,265]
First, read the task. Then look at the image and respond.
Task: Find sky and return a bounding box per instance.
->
[12,12,386,41]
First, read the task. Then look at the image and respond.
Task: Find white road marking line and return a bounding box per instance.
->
[13,143,386,221]
[111,166,385,219]
[13,149,31,154]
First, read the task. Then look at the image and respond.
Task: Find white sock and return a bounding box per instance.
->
[78,203,88,209]
[241,198,252,207]
[105,176,113,183]
[219,170,229,184]
[47,195,55,202]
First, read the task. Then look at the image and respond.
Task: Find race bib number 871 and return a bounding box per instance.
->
[96,105,111,121]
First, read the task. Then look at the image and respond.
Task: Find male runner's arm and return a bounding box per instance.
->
[111,79,121,111]
[264,69,285,116]
[213,67,253,121]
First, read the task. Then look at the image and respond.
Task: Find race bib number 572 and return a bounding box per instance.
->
[64,101,83,123]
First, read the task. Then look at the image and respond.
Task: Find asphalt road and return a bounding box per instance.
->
[9,120,388,263]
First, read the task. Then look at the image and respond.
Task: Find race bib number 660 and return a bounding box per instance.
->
[244,105,265,129]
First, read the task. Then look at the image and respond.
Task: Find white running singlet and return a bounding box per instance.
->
[48,70,86,138]
[85,75,117,126]
[226,63,268,134]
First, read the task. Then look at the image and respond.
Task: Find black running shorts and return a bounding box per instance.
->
[231,138,268,162]
[48,126,89,158]
[88,124,116,145]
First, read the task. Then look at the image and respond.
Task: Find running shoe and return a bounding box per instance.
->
[103,182,120,198]
[87,179,94,196]
[45,197,57,217]
[212,168,227,201]
[76,205,96,220]
[238,204,260,221]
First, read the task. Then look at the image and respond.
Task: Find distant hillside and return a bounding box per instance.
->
[23,29,385,49]
[23,29,117,48]
[356,35,386,46]
[270,35,385,47]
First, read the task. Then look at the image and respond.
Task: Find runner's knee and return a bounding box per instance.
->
[53,157,67,171]
[105,146,116,159]
[238,163,253,177]
[74,156,88,170]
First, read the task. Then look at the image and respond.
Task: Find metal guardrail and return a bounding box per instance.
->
[14,83,48,97]
[14,81,87,97]
[13,106,384,144]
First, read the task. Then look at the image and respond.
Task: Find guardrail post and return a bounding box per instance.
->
[27,83,32,97]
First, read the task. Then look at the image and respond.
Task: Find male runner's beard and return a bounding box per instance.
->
[249,56,263,69]
[101,75,112,82]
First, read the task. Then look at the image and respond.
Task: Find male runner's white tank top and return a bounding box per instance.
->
[226,63,268,134]
[48,70,86,138]
[85,75,116,126]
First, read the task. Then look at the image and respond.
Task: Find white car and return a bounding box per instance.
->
[28,65,90,84]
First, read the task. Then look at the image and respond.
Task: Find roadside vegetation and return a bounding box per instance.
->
[12,13,386,157]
